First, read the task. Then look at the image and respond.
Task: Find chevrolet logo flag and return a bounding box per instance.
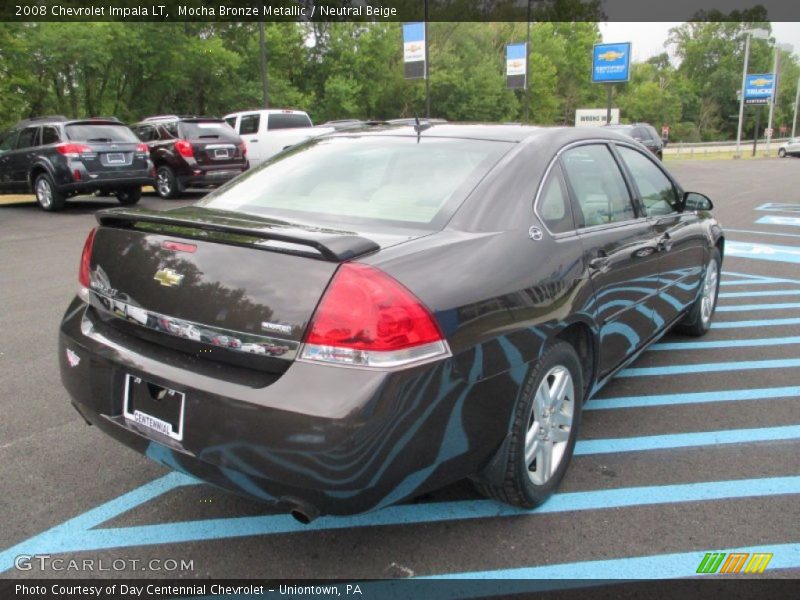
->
[506,43,527,90]
[403,22,426,80]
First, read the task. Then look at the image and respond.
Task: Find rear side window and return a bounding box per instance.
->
[41,126,60,145]
[537,167,574,234]
[561,144,636,228]
[224,116,237,129]
[65,124,139,143]
[239,114,260,135]
[16,127,39,149]
[617,146,679,217]
[134,125,158,142]
[178,121,240,142]
[267,113,312,130]
[159,123,178,139]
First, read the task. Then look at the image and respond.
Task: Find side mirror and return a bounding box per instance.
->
[683,191,713,212]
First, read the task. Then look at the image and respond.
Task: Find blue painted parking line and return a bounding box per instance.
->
[757,215,800,227]
[619,357,800,377]
[756,202,800,213]
[720,289,800,298]
[3,474,799,573]
[725,227,800,240]
[711,317,800,328]
[425,542,800,582]
[587,386,800,410]
[720,270,800,286]
[727,240,800,264]
[716,302,800,312]
[574,425,800,455]
[650,336,800,350]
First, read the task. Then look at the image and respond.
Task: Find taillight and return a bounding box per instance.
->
[136,143,148,153]
[300,263,449,368]
[239,142,247,157]
[56,143,92,157]
[175,140,193,158]
[78,228,97,295]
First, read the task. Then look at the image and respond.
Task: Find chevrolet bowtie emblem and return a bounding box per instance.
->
[153,268,184,287]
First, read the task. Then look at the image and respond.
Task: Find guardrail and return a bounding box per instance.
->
[666,137,791,156]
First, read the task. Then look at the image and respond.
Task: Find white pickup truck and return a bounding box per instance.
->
[223,109,333,166]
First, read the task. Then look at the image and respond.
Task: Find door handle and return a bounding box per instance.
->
[250,139,258,143]
[657,234,673,252]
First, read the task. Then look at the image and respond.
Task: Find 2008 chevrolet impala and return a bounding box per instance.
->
[59,124,723,522]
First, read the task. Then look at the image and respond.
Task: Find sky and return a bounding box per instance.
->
[598,22,800,63]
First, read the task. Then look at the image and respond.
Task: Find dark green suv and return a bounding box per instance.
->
[0,116,153,211]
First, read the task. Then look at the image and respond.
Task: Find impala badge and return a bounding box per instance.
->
[153,268,184,287]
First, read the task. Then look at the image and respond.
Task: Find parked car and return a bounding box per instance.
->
[224,109,334,167]
[778,138,800,158]
[60,124,723,521]
[0,116,153,211]
[131,116,248,199]
[603,123,665,160]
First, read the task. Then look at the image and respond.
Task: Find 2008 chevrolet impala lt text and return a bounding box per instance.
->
[58,124,723,522]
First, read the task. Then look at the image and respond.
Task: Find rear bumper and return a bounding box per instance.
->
[59,176,153,193]
[178,166,247,188]
[58,298,514,515]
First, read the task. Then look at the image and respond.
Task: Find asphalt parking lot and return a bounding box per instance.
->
[1,160,799,586]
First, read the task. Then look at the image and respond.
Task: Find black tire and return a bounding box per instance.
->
[778,148,787,158]
[474,341,584,509]
[675,248,722,337]
[116,187,141,206]
[33,173,66,212]
[155,166,180,199]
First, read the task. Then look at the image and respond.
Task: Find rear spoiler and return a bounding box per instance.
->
[96,208,380,262]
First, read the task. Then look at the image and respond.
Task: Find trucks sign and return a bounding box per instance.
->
[744,74,775,105]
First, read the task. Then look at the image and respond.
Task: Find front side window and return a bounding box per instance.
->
[16,127,39,149]
[239,114,260,135]
[561,144,635,228]
[617,146,679,217]
[537,167,574,234]
[0,130,18,152]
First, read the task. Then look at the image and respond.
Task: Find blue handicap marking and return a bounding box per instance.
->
[756,215,800,227]
[727,240,800,264]
[756,202,800,214]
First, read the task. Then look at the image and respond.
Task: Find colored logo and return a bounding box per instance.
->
[509,60,523,69]
[751,78,771,86]
[598,50,624,62]
[696,552,773,574]
[153,268,184,287]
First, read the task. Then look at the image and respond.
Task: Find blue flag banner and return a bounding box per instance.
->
[403,22,426,79]
[506,42,527,89]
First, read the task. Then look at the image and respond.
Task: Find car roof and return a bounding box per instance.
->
[224,109,309,117]
[13,116,124,129]
[324,123,638,146]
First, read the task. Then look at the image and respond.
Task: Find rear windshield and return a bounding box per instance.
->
[199,135,512,230]
[65,124,139,143]
[179,121,240,142]
[267,113,312,130]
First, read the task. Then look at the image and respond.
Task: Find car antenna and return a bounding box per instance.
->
[413,112,432,137]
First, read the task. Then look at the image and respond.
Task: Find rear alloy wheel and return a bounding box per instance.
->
[779,148,787,158]
[675,248,721,336]
[156,166,180,199]
[474,341,583,508]
[34,173,66,212]
[116,187,142,206]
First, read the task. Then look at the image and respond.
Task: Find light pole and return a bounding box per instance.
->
[765,43,794,156]
[793,76,800,139]
[735,28,769,158]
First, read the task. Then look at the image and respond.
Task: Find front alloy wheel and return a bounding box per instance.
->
[676,248,722,336]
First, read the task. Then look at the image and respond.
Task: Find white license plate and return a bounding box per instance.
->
[213,149,230,159]
[123,375,185,442]
[107,153,126,164]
